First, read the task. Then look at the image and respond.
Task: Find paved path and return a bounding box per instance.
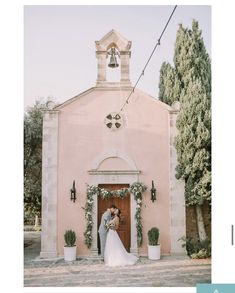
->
[24,231,41,262]
[24,232,211,287]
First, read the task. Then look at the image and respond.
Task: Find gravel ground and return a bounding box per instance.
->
[24,231,211,287]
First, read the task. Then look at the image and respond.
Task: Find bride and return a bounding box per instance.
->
[104,208,138,266]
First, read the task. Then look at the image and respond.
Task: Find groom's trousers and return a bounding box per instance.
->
[99,231,107,258]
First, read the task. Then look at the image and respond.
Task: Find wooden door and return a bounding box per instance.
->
[98,184,130,252]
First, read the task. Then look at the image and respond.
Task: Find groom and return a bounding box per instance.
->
[98,204,117,259]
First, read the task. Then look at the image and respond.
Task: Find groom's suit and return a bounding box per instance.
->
[98,210,111,258]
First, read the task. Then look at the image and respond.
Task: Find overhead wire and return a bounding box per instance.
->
[119,5,178,113]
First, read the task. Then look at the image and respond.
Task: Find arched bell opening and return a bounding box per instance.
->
[106,42,120,82]
[95,29,131,86]
[106,42,119,51]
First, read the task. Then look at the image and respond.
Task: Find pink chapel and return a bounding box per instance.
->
[40,30,186,258]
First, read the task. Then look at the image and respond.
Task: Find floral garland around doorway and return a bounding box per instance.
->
[83,182,147,249]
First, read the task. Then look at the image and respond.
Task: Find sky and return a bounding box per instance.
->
[24,5,211,108]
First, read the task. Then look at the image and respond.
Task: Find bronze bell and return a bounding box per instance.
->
[108,47,119,68]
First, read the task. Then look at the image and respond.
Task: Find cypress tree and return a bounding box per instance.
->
[174,21,211,93]
[158,61,180,105]
[158,19,211,242]
[174,20,211,241]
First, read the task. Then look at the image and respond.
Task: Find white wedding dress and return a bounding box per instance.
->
[104,229,138,267]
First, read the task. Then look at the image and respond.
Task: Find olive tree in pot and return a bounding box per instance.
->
[148,227,160,260]
[64,230,77,261]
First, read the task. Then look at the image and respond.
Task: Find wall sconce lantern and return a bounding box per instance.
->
[70,180,77,203]
[151,180,157,202]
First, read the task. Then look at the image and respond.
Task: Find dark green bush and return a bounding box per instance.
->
[64,230,76,247]
[178,236,211,258]
[148,227,160,246]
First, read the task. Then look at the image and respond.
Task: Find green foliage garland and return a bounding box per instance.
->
[83,182,147,249]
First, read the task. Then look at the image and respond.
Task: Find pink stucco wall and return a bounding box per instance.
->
[57,87,171,256]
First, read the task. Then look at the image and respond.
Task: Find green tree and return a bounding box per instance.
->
[24,100,48,226]
[158,20,211,242]
[175,80,211,241]
[158,61,180,105]
[174,20,211,242]
[174,21,211,94]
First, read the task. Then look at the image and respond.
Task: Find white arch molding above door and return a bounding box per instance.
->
[90,149,138,171]
[88,149,140,256]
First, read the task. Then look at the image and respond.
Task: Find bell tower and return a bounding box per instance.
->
[95,29,132,87]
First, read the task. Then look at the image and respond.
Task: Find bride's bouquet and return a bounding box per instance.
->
[106,220,115,230]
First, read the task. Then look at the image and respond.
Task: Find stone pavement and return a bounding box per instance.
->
[24,231,41,262]
[24,232,211,287]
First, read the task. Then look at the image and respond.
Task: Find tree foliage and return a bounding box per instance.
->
[174,20,211,207]
[175,79,211,205]
[158,61,180,105]
[158,20,211,207]
[174,21,211,94]
[24,100,48,219]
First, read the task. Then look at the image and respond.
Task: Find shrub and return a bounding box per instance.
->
[178,236,211,258]
[191,249,209,259]
[148,227,160,246]
[64,230,76,247]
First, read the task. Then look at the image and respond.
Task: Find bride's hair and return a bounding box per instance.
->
[116,209,121,218]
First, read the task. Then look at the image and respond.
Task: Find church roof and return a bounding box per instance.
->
[54,86,174,112]
[95,29,131,51]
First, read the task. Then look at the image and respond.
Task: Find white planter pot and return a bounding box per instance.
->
[148,244,161,260]
[64,245,77,261]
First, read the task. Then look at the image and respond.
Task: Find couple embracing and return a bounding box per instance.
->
[98,204,138,266]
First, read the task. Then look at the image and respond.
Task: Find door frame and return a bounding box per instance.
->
[88,169,140,256]
[97,184,131,253]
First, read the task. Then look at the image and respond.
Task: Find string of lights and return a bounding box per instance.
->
[119,5,178,113]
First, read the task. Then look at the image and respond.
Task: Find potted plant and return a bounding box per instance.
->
[148,227,160,260]
[64,230,77,261]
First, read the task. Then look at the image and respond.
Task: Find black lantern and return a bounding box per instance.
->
[151,180,156,202]
[70,180,77,203]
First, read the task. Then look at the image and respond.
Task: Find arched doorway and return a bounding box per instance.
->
[97,184,130,253]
